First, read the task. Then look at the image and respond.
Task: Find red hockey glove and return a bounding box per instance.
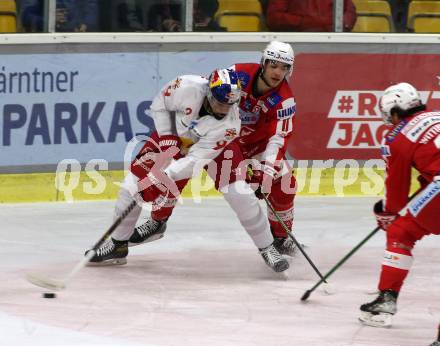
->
[246,162,278,199]
[131,135,182,179]
[157,134,182,160]
[131,146,155,179]
[374,200,398,231]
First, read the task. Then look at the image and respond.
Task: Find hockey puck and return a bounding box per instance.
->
[321,282,337,295]
[42,292,56,299]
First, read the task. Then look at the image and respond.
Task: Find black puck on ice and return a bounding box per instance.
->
[42,292,56,299]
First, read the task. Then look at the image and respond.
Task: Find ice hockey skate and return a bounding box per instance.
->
[259,243,289,273]
[273,237,298,257]
[359,290,398,328]
[86,238,128,266]
[429,341,440,346]
[128,218,167,247]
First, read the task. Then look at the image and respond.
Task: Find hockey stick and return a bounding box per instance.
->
[301,191,420,301]
[26,199,138,291]
[262,194,327,283]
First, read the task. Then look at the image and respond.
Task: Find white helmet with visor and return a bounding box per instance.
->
[379,82,423,123]
[261,40,294,76]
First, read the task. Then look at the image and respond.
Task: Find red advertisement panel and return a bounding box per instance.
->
[288,54,440,160]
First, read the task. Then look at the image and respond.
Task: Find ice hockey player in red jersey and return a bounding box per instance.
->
[359,82,440,328]
[228,40,298,257]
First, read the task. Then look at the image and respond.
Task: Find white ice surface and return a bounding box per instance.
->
[0,197,438,346]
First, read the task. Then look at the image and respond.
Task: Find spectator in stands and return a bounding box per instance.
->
[388,0,410,32]
[193,0,226,32]
[20,0,99,32]
[19,0,45,32]
[99,0,150,32]
[113,0,145,32]
[147,0,182,32]
[266,0,357,32]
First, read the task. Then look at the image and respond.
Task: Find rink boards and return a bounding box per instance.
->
[0,32,438,202]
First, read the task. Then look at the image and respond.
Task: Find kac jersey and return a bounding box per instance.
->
[230,63,296,168]
[380,110,440,213]
[149,75,241,181]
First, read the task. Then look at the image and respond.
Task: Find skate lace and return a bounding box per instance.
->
[137,220,159,237]
[96,240,115,256]
[261,245,283,265]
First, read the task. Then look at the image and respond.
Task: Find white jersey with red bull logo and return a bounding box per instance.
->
[149,75,241,181]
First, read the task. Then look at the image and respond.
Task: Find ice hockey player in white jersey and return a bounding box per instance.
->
[85,68,289,273]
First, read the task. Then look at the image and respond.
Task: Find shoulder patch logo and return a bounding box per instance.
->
[237,71,250,88]
[266,92,282,108]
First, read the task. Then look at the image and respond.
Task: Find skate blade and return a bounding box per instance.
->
[86,258,127,267]
[128,233,164,247]
[359,311,393,328]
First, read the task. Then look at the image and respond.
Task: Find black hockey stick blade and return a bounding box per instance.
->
[301,289,312,301]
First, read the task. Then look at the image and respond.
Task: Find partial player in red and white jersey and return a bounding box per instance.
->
[359,82,440,328]
[229,40,298,257]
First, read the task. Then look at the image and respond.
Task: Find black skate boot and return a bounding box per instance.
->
[430,330,440,346]
[273,237,297,257]
[86,238,128,266]
[259,243,290,273]
[128,218,167,247]
[359,289,398,328]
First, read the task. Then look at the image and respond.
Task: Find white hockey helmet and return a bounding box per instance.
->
[261,40,294,76]
[379,82,423,123]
